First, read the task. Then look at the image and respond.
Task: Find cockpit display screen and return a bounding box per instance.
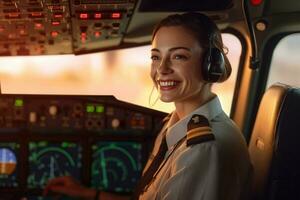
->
[0,142,20,187]
[27,141,82,188]
[91,141,142,193]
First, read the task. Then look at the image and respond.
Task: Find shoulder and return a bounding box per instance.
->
[186,114,215,147]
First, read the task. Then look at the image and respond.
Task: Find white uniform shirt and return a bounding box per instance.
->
[139,96,252,200]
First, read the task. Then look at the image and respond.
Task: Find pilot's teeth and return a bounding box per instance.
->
[160,81,177,86]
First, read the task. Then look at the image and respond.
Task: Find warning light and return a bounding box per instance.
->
[8,13,20,18]
[51,31,58,37]
[94,31,101,38]
[19,29,26,35]
[81,37,86,43]
[35,23,43,29]
[250,0,263,6]
[94,13,102,19]
[111,12,121,19]
[96,105,104,113]
[30,12,43,18]
[81,33,87,43]
[54,13,63,18]
[51,21,60,26]
[15,99,24,107]
[0,26,5,32]
[79,13,88,19]
[86,105,95,113]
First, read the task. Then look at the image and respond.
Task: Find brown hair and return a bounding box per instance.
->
[152,12,232,82]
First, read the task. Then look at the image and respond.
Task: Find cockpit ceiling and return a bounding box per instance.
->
[0,0,237,56]
[139,0,233,12]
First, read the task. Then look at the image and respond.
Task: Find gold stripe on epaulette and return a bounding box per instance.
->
[187,127,213,140]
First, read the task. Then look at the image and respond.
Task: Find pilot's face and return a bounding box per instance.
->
[151,26,205,103]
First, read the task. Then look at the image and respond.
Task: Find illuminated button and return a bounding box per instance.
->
[51,21,60,26]
[8,33,15,39]
[79,13,88,19]
[7,13,20,19]
[81,32,87,43]
[86,105,95,113]
[29,12,43,18]
[48,5,64,11]
[14,99,23,107]
[95,105,104,113]
[34,23,43,29]
[0,26,4,32]
[49,105,58,116]
[19,30,27,35]
[94,31,101,38]
[94,13,102,19]
[111,12,121,19]
[53,13,63,18]
[29,112,37,123]
[111,118,120,129]
[251,0,263,6]
[51,31,59,37]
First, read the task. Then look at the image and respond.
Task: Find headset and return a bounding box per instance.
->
[200,19,226,83]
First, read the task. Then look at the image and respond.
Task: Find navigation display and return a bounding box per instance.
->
[91,141,142,193]
[0,142,19,187]
[27,141,82,188]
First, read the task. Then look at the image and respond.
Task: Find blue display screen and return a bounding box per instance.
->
[0,142,20,187]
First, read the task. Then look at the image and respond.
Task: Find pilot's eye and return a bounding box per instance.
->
[151,55,160,61]
[173,54,188,60]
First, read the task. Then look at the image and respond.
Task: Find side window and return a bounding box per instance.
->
[267,34,300,88]
[0,33,241,115]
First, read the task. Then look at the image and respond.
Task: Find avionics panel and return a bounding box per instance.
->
[91,141,142,193]
[27,141,82,188]
[0,142,20,187]
[0,94,166,198]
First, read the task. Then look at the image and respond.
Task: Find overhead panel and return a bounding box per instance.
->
[0,0,136,56]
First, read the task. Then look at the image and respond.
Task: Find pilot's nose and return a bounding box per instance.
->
[157,58,173,75]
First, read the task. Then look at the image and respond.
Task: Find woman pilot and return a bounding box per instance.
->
[44,12,252,200]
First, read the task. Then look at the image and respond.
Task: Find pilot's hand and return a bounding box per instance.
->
[43,176,96,199]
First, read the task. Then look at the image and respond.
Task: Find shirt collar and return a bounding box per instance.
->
[165,96,223,149]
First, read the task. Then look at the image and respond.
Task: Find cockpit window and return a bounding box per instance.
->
[0,33,241,115]
[267,33,300,88]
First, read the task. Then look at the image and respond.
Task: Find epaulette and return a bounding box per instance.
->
[186,114,215,146]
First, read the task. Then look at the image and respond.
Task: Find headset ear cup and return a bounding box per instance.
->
[202,50,211,82]
[202,48,225,83]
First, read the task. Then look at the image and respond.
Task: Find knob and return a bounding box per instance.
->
[49,105,58,116]
[111,118,120,129]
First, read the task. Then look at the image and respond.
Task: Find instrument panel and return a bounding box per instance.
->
[0,0,136,56]
[0,94,166,199]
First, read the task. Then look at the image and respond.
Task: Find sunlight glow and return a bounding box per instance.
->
[0,34,241,115]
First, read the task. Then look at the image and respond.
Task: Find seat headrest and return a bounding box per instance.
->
[248,83,290,198]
